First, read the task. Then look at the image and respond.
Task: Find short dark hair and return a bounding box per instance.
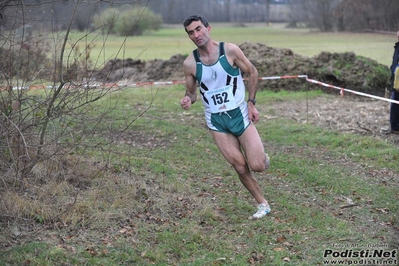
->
[183,15,209,32]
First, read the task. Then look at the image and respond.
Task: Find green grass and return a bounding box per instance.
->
[69,23,394,67]
[1,23,398,265]
[1,86,397,265]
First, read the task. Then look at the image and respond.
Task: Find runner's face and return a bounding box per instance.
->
[185,20,211,48]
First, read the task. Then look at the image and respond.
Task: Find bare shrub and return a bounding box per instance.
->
[0,1,153,227]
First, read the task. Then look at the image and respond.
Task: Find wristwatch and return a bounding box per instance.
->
[247,99,256,105]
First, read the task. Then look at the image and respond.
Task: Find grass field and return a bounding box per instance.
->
[69,23,395,67]
[1,87,398,265]
[1,24,398,265]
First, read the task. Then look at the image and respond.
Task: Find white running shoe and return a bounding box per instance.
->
[252,203,271,219]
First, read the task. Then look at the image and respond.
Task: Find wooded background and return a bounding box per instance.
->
[1,0,398,33]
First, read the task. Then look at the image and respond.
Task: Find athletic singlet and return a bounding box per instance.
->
[193,42,250,136]
[193,42,246,114]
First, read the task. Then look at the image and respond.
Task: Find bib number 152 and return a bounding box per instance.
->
[211,92,229,105]
[205,85,237,113]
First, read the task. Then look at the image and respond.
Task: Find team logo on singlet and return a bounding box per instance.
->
[210,69,217,81]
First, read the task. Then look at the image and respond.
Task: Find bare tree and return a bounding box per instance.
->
[336,0,399,31]
[288,0,398,32]
[290,0,341,31]
[0,0,152,183]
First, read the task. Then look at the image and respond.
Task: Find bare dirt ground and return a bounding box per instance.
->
[266,94,399,144]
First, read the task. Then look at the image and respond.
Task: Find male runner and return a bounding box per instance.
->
[180,15,271,219]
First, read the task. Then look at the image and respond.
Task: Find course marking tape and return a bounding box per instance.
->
[259,75,308,80]
[305,78,346,96]
[305,77,399,105]
[4,75,399,105]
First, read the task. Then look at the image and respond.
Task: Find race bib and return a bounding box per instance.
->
[205,85,237,113]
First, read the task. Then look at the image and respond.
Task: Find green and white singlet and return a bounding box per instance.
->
[193,42,250,136]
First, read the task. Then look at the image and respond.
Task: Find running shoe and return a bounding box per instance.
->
[252,203,271,219]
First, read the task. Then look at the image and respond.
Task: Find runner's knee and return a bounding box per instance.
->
[249,160,267,172]
[248,154,268,172]
[231,161,249,175]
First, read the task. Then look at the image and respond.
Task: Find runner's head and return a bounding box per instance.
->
[183,15,209,33]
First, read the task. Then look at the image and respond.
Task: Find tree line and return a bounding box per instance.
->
[0,0,398,33]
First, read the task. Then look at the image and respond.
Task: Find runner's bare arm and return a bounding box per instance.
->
[225,43,260,123]
[181,56,197,110]
[226,43,259,100]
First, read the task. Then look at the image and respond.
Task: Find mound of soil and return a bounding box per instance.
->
[95,42,391,96]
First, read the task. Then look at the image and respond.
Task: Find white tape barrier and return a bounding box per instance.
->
[259,75,308,80]
[305,77,399,105]
[5,75,399,105]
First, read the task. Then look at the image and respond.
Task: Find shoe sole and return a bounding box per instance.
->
[252,210,271,219]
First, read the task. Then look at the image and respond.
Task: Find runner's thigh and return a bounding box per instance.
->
[239,124,265,166]
[210,131,246,166]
